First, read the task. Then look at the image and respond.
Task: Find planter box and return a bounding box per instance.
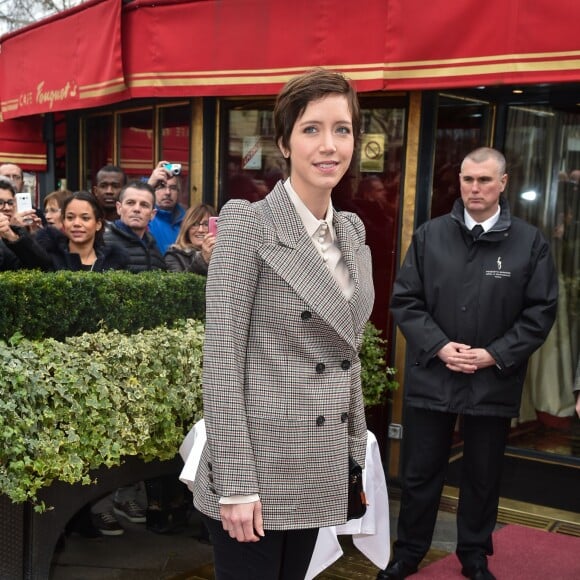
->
[0,455,182,580]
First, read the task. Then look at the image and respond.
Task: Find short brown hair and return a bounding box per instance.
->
[274,68,361,161]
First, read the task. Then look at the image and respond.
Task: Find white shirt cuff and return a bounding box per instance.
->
[219,494,260,505]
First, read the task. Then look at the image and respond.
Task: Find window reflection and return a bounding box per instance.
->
[119,109,154,181]
[85,114,113,190]
[225,107,285,203]
[504,105,579,460]
[431,96,490,218]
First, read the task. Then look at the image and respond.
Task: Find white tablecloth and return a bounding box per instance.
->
[179,420,390,577]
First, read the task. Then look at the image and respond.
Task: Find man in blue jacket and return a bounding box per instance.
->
[147,161,186,254]
[379,148,558,580]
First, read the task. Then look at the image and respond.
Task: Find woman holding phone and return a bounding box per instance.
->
[164,203,217,274]
[193,68,374,579]
[9,191,128,271]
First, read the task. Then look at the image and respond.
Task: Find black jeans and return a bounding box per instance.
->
[202,514,319,580]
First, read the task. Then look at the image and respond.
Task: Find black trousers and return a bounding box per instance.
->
[393,407,510,567]
[202,514,319,580]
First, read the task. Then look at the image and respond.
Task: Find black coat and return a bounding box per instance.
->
[391,197,558,417]
[103,222,166,273]
[0,238,23,270]
[9,226,129,272]
[164,245,208,275]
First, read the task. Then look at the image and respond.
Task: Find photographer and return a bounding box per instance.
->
[147,160,186,254]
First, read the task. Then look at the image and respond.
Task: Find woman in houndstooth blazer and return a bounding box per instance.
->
[193,69,375,579]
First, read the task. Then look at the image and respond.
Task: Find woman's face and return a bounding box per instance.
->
[44,200,62,228]
[0,188,15,218]
[63,199,102,246]
[187,213,210,250]
[281,94,354,197]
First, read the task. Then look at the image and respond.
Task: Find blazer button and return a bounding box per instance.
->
[316,362,325,374]
[301,310,312,321]
[341,412,349,423]
[209,485,217,494]
[341,360,351,370]
[208,472,214,482]
[207,462,212,470]
[316,415,326,427]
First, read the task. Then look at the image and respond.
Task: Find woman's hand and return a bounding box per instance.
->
[11,210,42,233]
[219,500,264,542]
[0,213,19,242]
[201,233,216,264]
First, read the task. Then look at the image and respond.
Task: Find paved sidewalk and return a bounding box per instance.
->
[50,493,459,579]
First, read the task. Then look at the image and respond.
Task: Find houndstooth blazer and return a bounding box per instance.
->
[193,182,375,530]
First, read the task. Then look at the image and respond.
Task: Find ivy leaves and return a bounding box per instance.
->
[0,320,204,509]
[360,322,398,407]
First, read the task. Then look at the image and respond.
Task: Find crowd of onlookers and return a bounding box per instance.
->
[0,161,216,276]
[0,161,215,539]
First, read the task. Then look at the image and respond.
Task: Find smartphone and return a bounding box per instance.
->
[15,192,33,213]
[208,216,218,236]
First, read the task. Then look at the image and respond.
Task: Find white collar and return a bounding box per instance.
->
[283,178,335,241]
[464,205,500,232]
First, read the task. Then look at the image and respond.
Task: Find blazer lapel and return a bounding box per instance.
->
[334,212,374,339]
[258,184,358,348]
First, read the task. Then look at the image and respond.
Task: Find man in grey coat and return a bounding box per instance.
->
[379,147,558,580]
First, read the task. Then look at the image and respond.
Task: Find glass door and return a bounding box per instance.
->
[504,106,579,463]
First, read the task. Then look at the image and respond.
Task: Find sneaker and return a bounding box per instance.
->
[113,500,147,523]
[92,511,124,536]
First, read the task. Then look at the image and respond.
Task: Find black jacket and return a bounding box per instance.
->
[103,222,166,273]
[0,238,24,270]
[391,197,558,417]
[9,226,129,272]
[164,245,208,275]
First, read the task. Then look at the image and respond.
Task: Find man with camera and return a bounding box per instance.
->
[147,160,186,254]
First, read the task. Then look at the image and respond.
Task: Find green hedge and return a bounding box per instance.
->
[0,320,205,510]
[0,270,206,341]
[0,270,396,510]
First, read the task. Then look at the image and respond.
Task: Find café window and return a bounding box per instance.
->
[119,108,154,181]
[221,102,282,204]
[431,94,493,218]
[159,103,191,207]
[84,113,114,190]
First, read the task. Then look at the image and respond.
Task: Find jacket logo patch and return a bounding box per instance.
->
[486,256,511,278]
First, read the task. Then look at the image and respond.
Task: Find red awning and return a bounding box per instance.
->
[2,0,580,121]
[383,0,580,89]
[123,0,387,98]
[0,0,127,120]
[0,117,46,170]
[124,0,580,97]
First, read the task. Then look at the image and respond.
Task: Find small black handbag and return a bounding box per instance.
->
[347,455,367,520]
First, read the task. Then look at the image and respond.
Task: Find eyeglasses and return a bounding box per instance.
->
[1,174,22,182]
[191,221,209,229]
[0,199,15,209]
[155,183,179,193]
[44,207,61,214]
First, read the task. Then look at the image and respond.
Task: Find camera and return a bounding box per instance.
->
[163,163,182,176]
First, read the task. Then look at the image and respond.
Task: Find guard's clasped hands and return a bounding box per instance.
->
[437,342,496,374]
